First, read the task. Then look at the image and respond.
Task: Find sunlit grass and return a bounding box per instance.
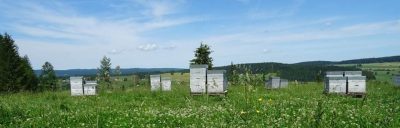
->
[0,81,399,127]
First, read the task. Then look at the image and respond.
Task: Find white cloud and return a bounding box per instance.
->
[137,43,158,51]
[206,20,400,44]
[0,1,202,69]
[108,49,124,55]
[136,0,185,19]
[263,49,272,54]
[162,44,177,50]
[247,0,304,20]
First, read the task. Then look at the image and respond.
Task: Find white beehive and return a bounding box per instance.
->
[394,75,400,87]
[280,79,289,88]
[266,77,281,89]
[326,71,344,77]
[347,76,366,94]
[150,75,161,91]
[161,77,172,91]
[324,77,347,93]
[207,70,227,94]
[83,81,97,95]
[344,71,362,77]
[190,65,208,94]
[70,76,83,96]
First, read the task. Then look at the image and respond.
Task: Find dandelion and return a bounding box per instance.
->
[258,98,263,102]
[256,110,260,113]
[240,110,246,114]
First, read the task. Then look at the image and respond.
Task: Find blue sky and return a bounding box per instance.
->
[0,0,399,70]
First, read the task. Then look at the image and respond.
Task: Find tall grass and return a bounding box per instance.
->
[0,80,399,127]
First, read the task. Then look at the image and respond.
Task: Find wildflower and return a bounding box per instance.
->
[240,110,246,114]
[258,98,263,102]
[268,98,273,104]
[256,110,260,113]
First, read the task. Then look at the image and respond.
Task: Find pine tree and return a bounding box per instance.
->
[98,56,112,88]
[20,56,39,91]
[0,33,38,92]
[190,43,213,69]
[114,65,121,81]
[39,62,57,91]
[0,33,22,92]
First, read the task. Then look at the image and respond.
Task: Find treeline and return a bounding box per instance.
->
[338,56,400,64]
[216,62,373,82]
[0,33,38,92]
[0,33,58,93]
[296,56,400,65]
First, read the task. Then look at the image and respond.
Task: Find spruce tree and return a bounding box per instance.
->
[39,62,57,91]
[20,56,39,91]
[0,33,22,91]
[190,43,213,69]
[0,33,38,92]
[98,56,112,88]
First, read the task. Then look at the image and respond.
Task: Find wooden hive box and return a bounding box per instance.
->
[150,75,161,91]
[190,65,208,94]
[207,70,227,94]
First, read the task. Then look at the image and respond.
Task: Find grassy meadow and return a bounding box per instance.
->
[337,62,400,82]
[1,75,400,127]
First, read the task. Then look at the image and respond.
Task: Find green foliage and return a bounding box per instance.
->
[114,65,121,80]
[215,62,359,81]
[227,62,240,85]
[19,56,39,91]
[98,56,112,88]
[0,81,399,127]
[190,43,213,69]
[39,62,57,91]
[0,33,38,92]
[363,70,376,80]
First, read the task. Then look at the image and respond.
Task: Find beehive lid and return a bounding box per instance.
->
[190,64,208,68]
[161,77,171,80]
[85,81,97,85]
[344,71,362,76]
[207,70,226,74]
[70,76,83,80]
[326,71,344,76]
[347,76,366,80]
[326,76,346,80]
[150,74,161,77]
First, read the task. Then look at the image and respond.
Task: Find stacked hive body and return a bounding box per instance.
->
[324,71,366,95]
[266,77,289,89]
[189,64,228,95]
[83,81,97,95]
[190,65,208,94]
[394,75,400,87]
[70,77,97,96]
[161,77,172,91]
[150,75,161,91]
[207,70,227,94]
[280,79,289,88]
[70,77,84,96]
[347,76,366,95]
[324,76,347,93]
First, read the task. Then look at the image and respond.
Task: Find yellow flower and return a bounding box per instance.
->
[256,110,260,113]
[240,111,246,114]
[258,98,263,102]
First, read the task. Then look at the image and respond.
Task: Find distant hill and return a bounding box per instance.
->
[34,68,185,77]
[214,62,359,81]
[296,55,400,65]
[37,55,398,81]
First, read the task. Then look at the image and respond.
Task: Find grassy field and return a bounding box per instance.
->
[1,80,399,127]
[336,62,400,82]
